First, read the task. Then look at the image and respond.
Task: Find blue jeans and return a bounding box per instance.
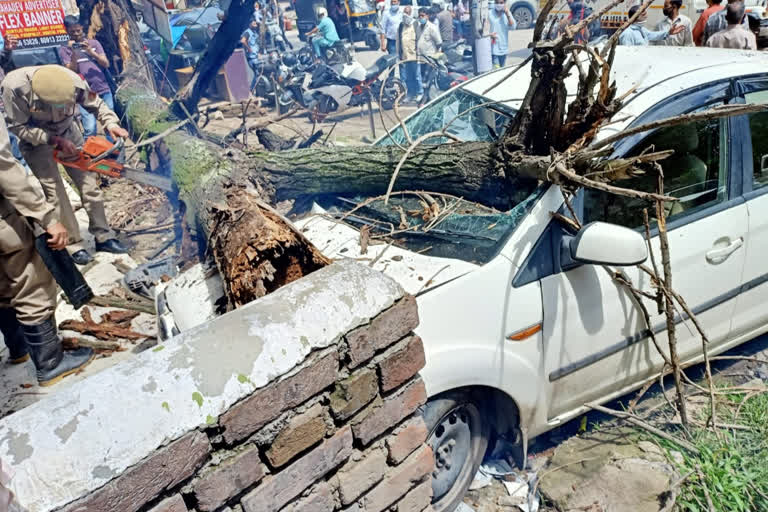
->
[80,91,114,139]
[386,39,406,83]
[312,36,335,57]
[492,54,506,68]
[248,57,262,89]
[403,61,423,98]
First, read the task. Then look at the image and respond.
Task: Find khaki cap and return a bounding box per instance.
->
[31,65,76,105]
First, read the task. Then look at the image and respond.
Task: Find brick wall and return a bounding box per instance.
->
[55,293,434,512]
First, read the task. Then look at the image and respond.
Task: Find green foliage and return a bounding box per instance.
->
[656,393,768,511]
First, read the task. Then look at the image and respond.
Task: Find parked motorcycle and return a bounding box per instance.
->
[278,55,405,120]
[265,13,289,52]
[419,54,470,106]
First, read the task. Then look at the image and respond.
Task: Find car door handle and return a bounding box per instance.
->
[706,237,743,265]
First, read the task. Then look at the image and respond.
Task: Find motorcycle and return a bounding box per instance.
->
[265,13,289,52]
[252,51,298,109]
[441,38,475,76]
[419,54,470,106]
[279,54,405,120]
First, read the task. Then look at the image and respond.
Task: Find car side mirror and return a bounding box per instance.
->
[561,221,648,268]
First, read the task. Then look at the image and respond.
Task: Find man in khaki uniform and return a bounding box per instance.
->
[0,114,93,386]
[1,64,129,265]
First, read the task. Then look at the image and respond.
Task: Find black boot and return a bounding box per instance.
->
[95,238,128,254]
[70,249,94,265]
[22,317,94,387]
[0,309,29,364]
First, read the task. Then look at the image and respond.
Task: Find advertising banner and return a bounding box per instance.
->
[0,0,68,49]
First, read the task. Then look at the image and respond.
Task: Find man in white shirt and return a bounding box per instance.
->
[654,0,694,46]
[380,0,404,54]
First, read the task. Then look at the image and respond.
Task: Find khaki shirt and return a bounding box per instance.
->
[0,66,120,147]
[0,114,56,228]
[398,22,418,61]
[705,24,757,50]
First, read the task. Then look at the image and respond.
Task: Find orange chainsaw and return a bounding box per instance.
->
[53,136,173,192]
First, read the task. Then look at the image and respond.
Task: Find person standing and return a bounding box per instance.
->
[653,0,693,46]
[398,6,423,103]
[1,65,129,265]
[417,7,443,59]
[242,19,262,89]
[0,114,94,386]
[706,2,756,48]
[693,0,724,45]
[489,0,515,68]
[433,2,454,44]
[381,0,403,54]
[306,7,340,57]
[59,16,115,139]
[619,5,685,45]
[702,0,749,45]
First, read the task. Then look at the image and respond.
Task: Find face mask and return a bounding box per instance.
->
[662,6,672,16]
[419,17,427,24]
[391,5,399,12]
[636,19,645,25]
[403,14,413,24]
[494,3,504,11]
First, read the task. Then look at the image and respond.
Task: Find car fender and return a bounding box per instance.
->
[418,339,548,436]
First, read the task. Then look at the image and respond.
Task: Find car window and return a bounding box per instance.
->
[379,89,514,146]
[583,117,728,229]
[745,90,768,190]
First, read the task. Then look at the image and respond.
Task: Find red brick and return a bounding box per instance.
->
[363,446,435,512]
[62,431,210,512]
[265,404,327,467]
[146,495,188,512]
[396,479,433,512]
[386,417,428,465]
[347,295,419,367]
[336,448,387,505]
[378,335,426,392]
[329,368,379,420]
[281,482,335,512]
[240,426,353,512]
[193,445,265,511]
[220,352,338,444]
[351,378,427,446]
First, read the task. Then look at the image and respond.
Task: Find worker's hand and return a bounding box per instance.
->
[4,34,18,51]
[45,222,68,250]
[50,135,78,156]
[669,24,685,35]
[108,126,129,139]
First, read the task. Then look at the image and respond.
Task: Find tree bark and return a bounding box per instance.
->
[80,0,152,85]
[170,0,254,117]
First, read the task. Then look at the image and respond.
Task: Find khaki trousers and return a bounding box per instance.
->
[20,125,114,251]
[0,211,56,325]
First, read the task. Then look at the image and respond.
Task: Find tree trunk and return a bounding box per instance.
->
[81,0,152,85]
[170,0,254,117]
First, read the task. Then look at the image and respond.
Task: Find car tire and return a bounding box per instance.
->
[422,390,490,512]
[511,3,535,29]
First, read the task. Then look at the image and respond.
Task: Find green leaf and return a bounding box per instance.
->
[192,392,203,407]
[152,345,165,352]
[161,401,170,412]
[205,415,216,425]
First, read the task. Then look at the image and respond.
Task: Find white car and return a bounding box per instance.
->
[159,46,768,512]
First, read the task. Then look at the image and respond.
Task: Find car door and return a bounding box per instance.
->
[540,98,748,420]
[730,77,768,337]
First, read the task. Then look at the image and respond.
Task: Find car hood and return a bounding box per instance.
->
[295,212,479,296]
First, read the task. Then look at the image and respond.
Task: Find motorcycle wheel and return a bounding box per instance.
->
[253,76,273,106]
[364,31,380,51]
[380,78,406,110]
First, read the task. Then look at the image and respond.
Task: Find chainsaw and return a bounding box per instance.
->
[53,136,173,192]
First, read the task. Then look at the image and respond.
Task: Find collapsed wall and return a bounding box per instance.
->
[0,261,434,512]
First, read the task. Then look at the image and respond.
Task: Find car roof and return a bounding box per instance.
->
[461,45,768,140]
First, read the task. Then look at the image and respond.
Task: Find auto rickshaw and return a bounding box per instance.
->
[295,0,381,50]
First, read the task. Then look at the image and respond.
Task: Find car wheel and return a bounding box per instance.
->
[422,391,490,512]
[511,4,535,29]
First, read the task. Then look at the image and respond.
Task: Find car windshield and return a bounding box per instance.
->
[315,88,543,265]
[379,88,516,145]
